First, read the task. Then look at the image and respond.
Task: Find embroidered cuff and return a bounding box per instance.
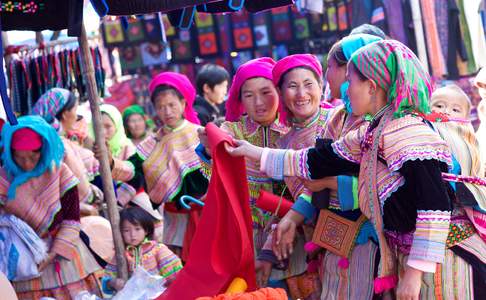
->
[409,210,451,263]
[337,175,359,211]
[51,220,81,260]
[407,258,437,273]
[292,196,317,223]
[261,148,286,180]
[111,158,135,182]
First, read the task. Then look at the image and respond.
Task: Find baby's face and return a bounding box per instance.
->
[431,94,469,119]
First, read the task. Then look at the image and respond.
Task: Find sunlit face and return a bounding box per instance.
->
[102,114,116,141]
[60,100,79,132]
[346,63,373,116]
[325,57,347,99]
[240,77,279,126]
[126,114,146,139]
[13,149,41,172]
[431,91,470,119]
[121,220,147,247]
[280,68,323,121]
[153,91,186,128]
[205,81,228,105]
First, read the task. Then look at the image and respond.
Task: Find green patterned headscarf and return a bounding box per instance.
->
[350,39,433,118]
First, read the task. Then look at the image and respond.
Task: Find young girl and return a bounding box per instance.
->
[122,104,155,146]
[105,207,182,291]
[102,72,208,261]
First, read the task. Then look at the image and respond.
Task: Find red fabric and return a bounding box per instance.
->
[256,191,292,218]
[159,123,256,300]
[164,201,204,262]
[11,128,42,151]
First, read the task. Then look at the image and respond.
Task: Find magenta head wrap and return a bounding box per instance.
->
[149,72,200,125]
[225,57,276,122]
[272,54,323,124]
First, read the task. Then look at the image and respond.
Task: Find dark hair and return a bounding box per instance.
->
[349,63,368,81]
[328,41,347,67]
[151,84,184,105]
[55,92,77,121]
[120,207,156,239]
[195,64,230,95]
[350,24,386,39]
[278,66,321,89]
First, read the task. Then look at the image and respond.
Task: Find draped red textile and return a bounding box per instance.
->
[158,122,256,300]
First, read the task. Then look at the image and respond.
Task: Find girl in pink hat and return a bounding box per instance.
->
[104,72,208,261]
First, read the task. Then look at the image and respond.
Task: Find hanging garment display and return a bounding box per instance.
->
[252,12,270,47]
[7,46,105,115]
[292,7,311,40]
[231,10,255,50]
[271,6,293,43]
[195,13,220,57]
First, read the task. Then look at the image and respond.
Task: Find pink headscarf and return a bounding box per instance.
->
[272,54,323,124]
[225,57,277,122]
[149,72,200,125]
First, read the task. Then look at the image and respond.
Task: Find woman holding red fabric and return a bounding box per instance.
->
[0,116,102,299]
[105,72,208,260]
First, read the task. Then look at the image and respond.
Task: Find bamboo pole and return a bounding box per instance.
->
[77,25,128,280]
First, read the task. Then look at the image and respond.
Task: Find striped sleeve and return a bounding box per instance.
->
[155,243,183,282]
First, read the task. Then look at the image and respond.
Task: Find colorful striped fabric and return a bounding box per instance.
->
[138,120,202,204]
[410,210,451,262]
[276,108,330,201]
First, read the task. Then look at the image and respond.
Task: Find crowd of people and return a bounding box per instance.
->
[0,23,485,300]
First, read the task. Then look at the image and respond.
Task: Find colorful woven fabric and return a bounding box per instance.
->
[351,39,433,118]
[148,71,200,125]
[105,240,182,282]
[137,120,202,204]
[225,57,276,122]
[32,88,72,131]
[0,116,65,200]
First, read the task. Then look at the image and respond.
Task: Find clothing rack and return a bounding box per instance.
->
[5,36,99,55]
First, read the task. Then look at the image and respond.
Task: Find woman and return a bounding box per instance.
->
[260,53,332,299]
[282,35,382,300]
[33,88,101,215]
[104,72,208,261]
[122,104,154,146]
[227,40,486,299]
[197,57,288,288]
[0,116,102,299]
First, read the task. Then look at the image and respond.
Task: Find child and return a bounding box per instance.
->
[105,207,183,292]
[430,84,472,119]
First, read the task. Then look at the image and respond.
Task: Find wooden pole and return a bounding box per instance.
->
[78,25,128,280]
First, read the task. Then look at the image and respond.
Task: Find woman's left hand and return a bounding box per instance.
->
[396,266,423,300]
[38,252,56,272]
[224,139,264,161]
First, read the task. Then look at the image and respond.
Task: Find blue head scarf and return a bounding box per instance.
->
[339,34,382,113]
[1,116,64,200]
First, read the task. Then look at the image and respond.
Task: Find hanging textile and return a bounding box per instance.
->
[271,6,293,43]
[195,13,220,57]
[230,10,255,50]
[463,0,486,69]
[410,0,429,72]
[119,45,144,75]
[291,7,311,40]
[170,29,195,62]
[383,0,408,45]
[252,12,270,47]
[336,1,349,32]
[7,46,105,115]
[420,0,446,78]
